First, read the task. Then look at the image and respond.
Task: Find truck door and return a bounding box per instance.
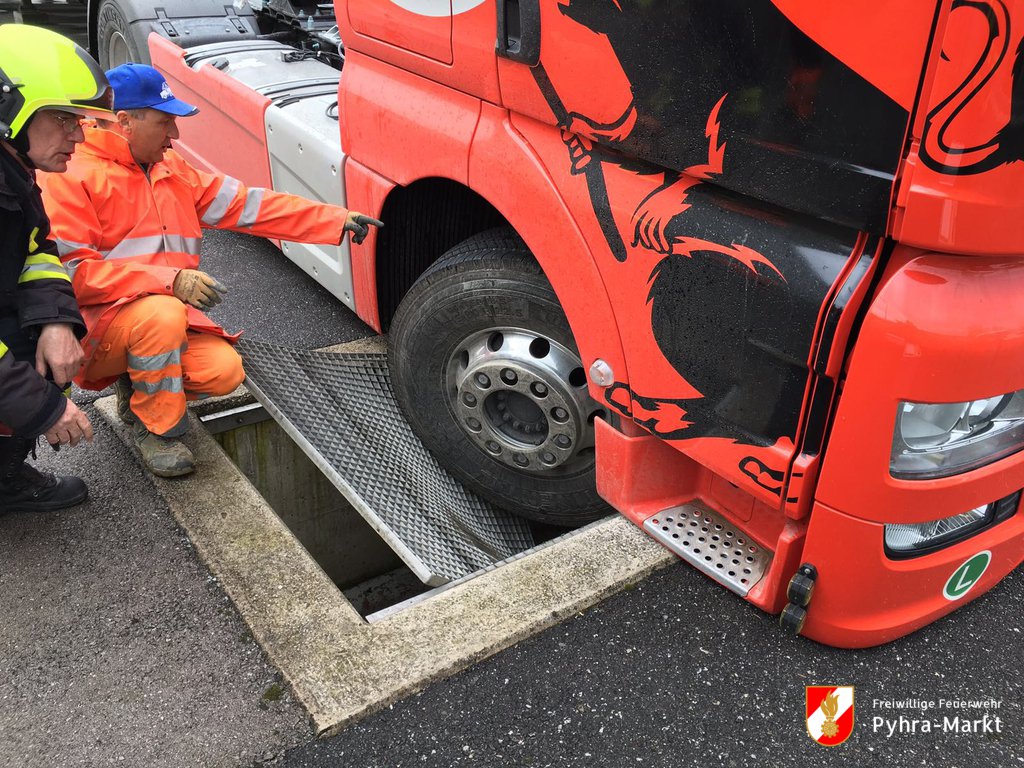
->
[346,0,455,64]
[494,1,936,505]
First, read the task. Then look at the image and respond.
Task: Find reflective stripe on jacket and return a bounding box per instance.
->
[38,126,349,390]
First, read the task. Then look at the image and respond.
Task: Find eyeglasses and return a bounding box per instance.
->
[46,111,85,134]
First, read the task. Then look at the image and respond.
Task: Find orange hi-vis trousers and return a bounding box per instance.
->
[82,295,245,436]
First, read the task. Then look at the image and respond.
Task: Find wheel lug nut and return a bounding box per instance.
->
[541,451,556,465]
[513,454,529,467]
[462,392,477,407]
[501,368,518,385]
[552,407,568,422]
[554,434,571,449]
[466,417,481,431]
[475,373,491,388]
[531,382,548,397]
[486,441,501,454]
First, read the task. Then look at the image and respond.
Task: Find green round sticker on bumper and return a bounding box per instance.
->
[943,551,991,601]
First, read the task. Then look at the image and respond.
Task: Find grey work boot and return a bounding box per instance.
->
[113,374,137,425]
[132,423,195,478]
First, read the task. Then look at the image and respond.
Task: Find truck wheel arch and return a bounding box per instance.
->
[374,178,507,330]
[467,105,630,396]
[374,169,629,400]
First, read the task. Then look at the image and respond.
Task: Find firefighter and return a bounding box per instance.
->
[0,25,113,513]
[39,63,382,478]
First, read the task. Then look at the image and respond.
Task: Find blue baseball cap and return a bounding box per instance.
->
[105,63,198,116]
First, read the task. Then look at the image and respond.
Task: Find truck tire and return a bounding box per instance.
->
[388,228,611,527]
[97,0,148,68]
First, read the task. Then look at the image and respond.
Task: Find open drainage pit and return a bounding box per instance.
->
[199,400,568,621]
[97,373,673,734]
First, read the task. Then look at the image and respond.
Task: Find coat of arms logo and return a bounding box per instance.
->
[806,685,855,746]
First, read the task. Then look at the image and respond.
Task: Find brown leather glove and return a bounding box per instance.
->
[342,211,384,245]
[173,269,228,311]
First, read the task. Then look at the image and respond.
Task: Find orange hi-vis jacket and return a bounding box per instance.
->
[38,126,349,390]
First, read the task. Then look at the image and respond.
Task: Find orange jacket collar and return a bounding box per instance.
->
[79,125,172,179]
[79,125,138,167]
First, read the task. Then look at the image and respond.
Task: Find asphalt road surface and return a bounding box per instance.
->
[272,570,1022,768]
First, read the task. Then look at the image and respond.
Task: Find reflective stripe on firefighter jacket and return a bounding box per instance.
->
[38,126,349,391]
[0,145,85,437]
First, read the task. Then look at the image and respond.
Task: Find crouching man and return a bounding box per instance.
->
[40,63,381,478]
[0,25,114,512]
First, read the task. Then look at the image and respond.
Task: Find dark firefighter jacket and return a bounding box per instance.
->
[0,145,86,437]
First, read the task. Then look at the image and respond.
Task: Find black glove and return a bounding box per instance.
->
[343,212,384,245]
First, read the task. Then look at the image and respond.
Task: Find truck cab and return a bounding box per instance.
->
[150,0,1024,647]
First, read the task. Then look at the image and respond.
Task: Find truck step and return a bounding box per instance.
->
[236,339,535,586]
[643,504,771,596]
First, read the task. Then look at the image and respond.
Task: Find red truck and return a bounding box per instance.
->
[112,0,1024,647]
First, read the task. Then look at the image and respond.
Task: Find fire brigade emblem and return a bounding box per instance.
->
[805,686,854,746]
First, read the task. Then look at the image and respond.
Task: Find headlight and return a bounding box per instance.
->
[885,505,990,555]
[884,491,1021,558]
[891,391,1024,479]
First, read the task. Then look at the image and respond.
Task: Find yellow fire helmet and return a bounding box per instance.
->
[0,24,113,141]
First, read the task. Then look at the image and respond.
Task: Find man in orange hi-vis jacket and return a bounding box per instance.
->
[39,63,382,478]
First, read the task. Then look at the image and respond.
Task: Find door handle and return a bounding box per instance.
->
[496,0,541,65]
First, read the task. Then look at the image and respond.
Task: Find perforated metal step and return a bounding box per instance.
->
[642,504,771,596]
[236,339,535,586]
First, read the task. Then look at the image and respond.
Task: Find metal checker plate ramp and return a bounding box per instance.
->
[237,339,535,585]
[642,503,771,596]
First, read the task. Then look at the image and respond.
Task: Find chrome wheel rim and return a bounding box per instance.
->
[446,327,605,475]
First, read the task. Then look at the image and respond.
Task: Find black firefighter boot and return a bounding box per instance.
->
[0,436,88,514]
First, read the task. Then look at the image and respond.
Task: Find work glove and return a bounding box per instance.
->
[343,211,384,245]
[173,269,228,311]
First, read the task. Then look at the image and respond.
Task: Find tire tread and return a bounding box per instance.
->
[388,227,609,526]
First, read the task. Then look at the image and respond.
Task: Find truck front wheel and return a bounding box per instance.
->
[388,229,611,527]
[97,0,148,68]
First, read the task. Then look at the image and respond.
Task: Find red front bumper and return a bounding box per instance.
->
[798,500,1024,647]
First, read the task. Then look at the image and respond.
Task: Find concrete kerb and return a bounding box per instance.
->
[94,341,676,736]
